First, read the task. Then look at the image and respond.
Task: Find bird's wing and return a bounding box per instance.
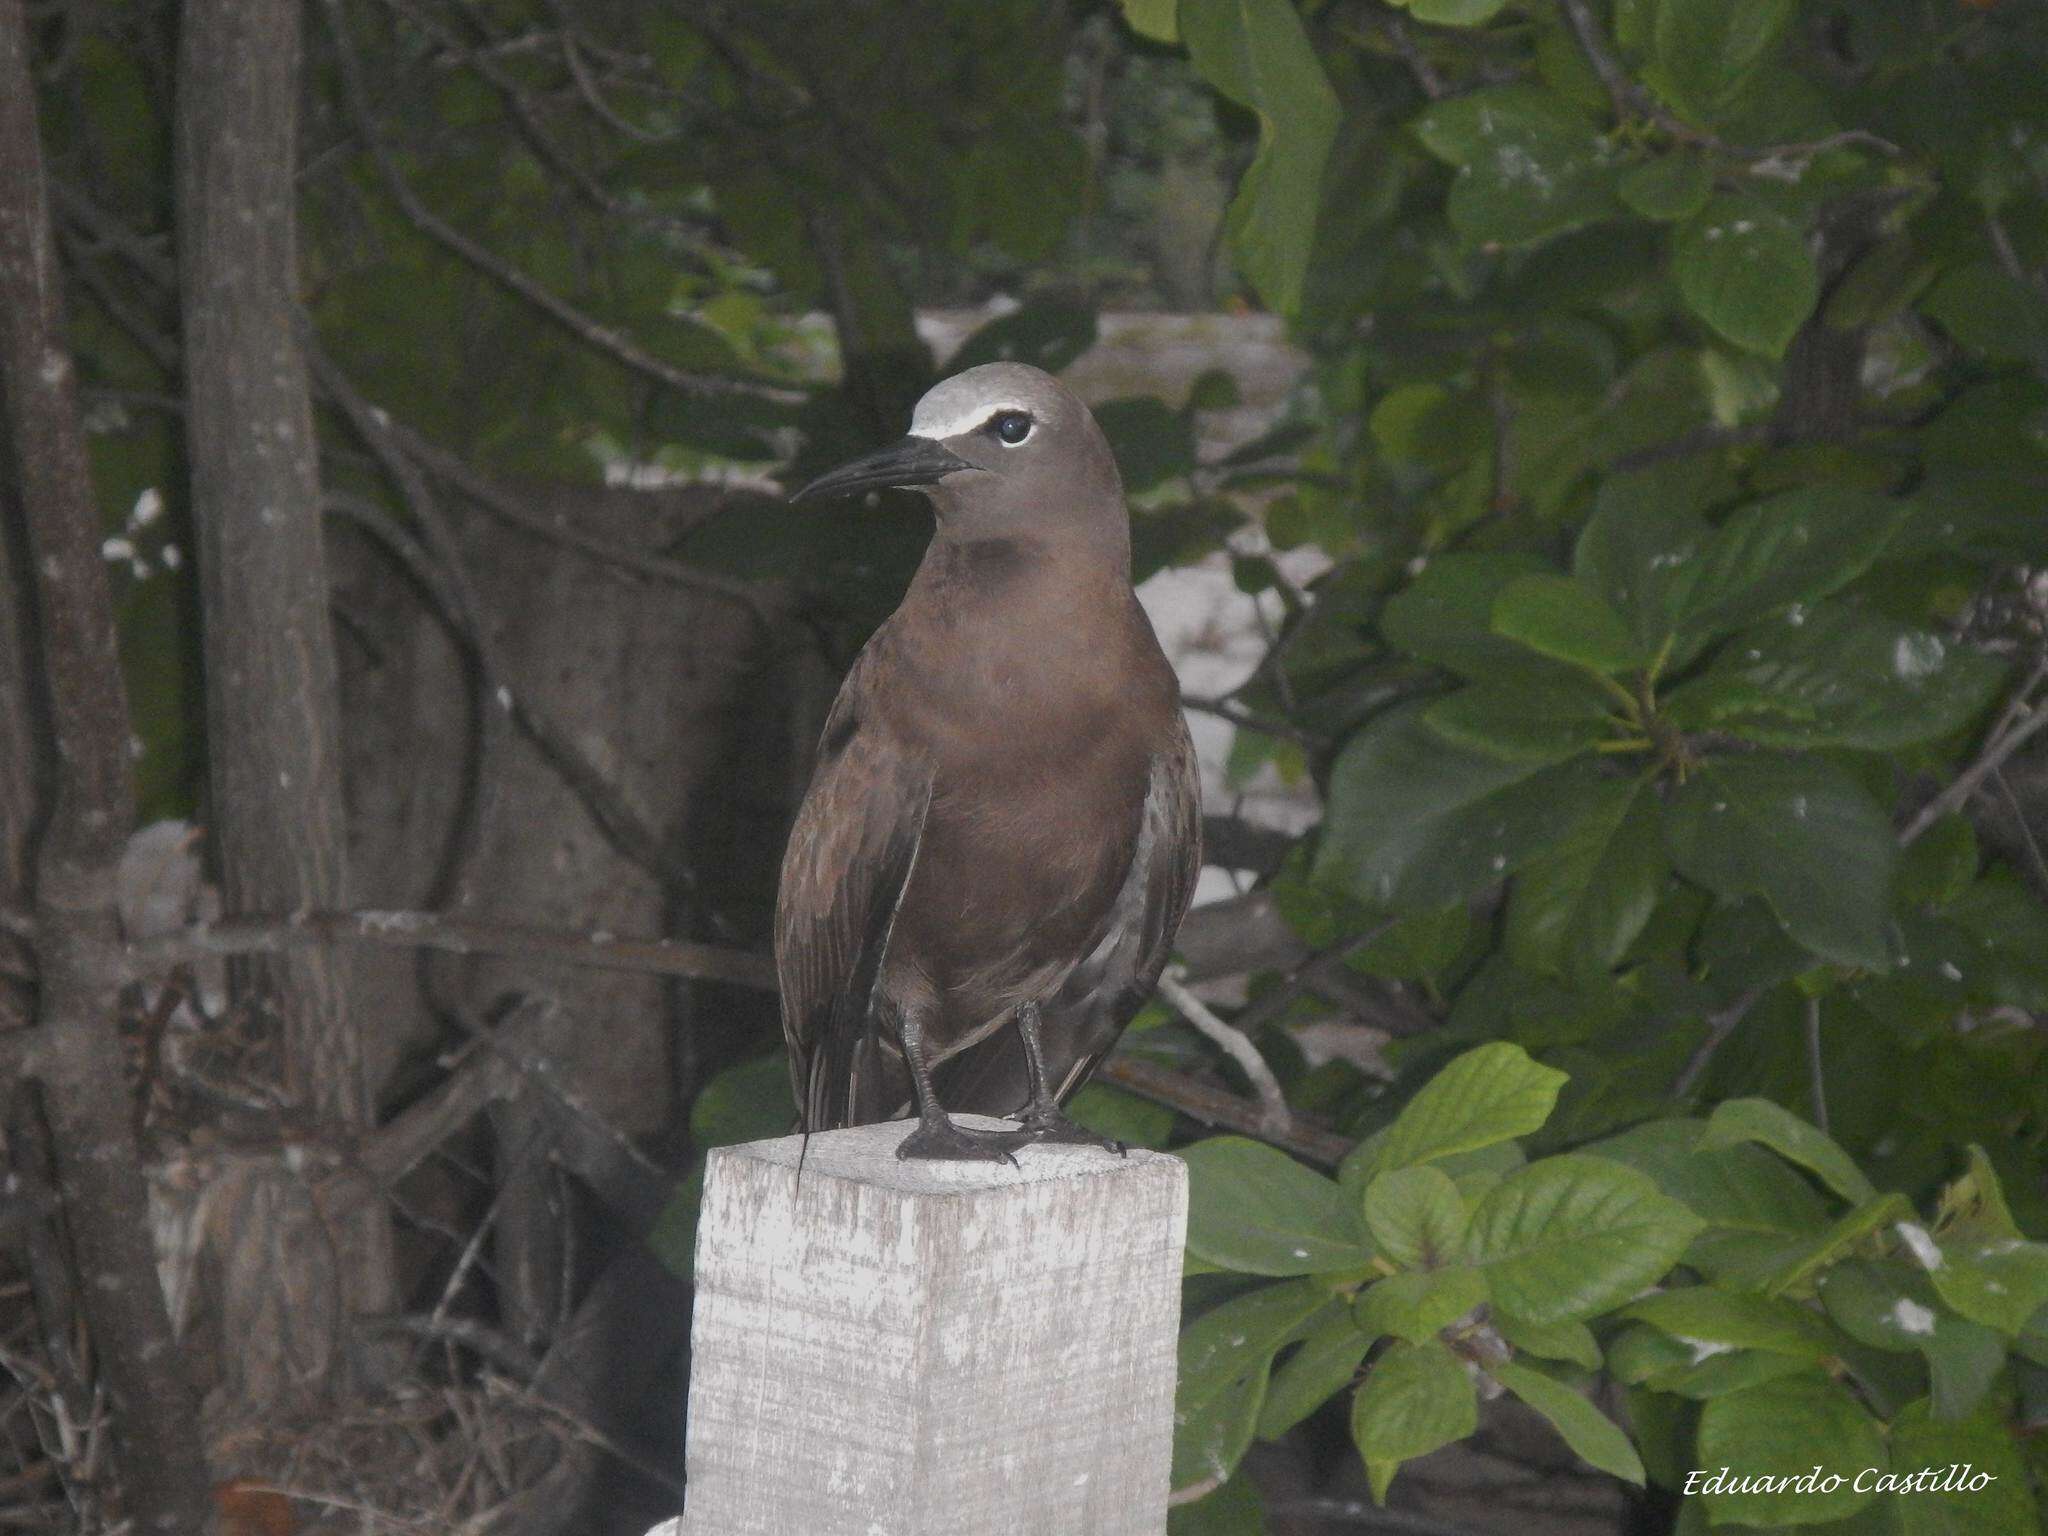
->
[775,675,932,1132]
[935,711,1204,1115]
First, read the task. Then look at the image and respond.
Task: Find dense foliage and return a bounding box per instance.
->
[1122,0,2048,1527]
[688,0,2048,1527]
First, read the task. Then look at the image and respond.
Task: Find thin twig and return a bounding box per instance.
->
[1805,996,1829,1133]
[1675,987,1763,1097]
[1900,668,2048,843]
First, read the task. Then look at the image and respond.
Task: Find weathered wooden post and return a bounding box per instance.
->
[655,1115,1187,1536]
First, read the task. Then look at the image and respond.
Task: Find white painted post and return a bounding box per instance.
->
[663,1114,1188,1536]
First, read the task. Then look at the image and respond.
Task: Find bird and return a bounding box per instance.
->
[775,361,1202,1161]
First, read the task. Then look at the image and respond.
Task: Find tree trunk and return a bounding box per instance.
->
[0,1,217,1526]
[174,0,390,1411]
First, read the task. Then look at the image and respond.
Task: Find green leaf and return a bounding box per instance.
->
[1753,1194,1915,1297]
[691,1052,797,1147]
[1175,1281,1334,1488]
[1257,1314,1372,1440]
[1491,573,1644,674]
[1363,1166,1471,1269]
[1067,1084,1176,1149]
[1354,1266,1488,1344]
[1350,1340,1478,1495]
[1318,703,1606,909]
[1816,1258,2004,1419]
[1497,1314,1602,1368]
[1466,1155,1705,1325]
[1375,1043,1569,1173]
[1652,0,1796,115]
[1181,0,1340,315]
[1889,1398,2042,1535]
[1929,1236,2048,1338]
[1674,195,1819,357]
[1582,1119,1830,1269]
[1700,1098,1881,1207]
[1896,816,1979,908]
[1617,153,1713,222]
[1117,0,1179,43]
[1695,1374,1886,1526]
[1382,552,1558,677]
[1423,673,1619,764]
[948,301,1099,375]
[1664,606,2009,752]
[1507,777,1668,978]
[1490,1360,1645,1484]
[1096,397,1197,492]
[1181,1138,1374,1275]
[1622,1286,1836,1360]
[1168,1473,1267,1535]
[1411,86,1621,247]
[1663,756,1895,969]
[1403,0,1509,23]
[1579,486,1903,669]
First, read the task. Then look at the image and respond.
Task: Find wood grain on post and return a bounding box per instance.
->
[672,1117,1187,1536]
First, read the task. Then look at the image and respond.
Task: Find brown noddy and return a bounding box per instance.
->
[776,362,1202,1160]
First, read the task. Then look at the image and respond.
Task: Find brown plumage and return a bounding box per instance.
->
[775,363,1202,1160]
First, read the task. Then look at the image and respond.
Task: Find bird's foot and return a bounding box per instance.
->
[1018,1105,1126,1156]
[896,1115,1033,1164]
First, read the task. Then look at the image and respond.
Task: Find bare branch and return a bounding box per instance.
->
[1156,970,1292,1136]
[1900,660,2048,844]
[311,349,711,895]
[1096,1056,1352,1168]
[1558,0,1900,166]
[123,908,776,990]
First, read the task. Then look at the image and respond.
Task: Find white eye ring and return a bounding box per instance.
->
[990,410,1033,445]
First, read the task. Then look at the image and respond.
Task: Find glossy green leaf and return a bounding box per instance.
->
[1257,1314,1372,1440]
[1175,1280,1333,1488]
[1674,195,1819,357]
[1182,1138,1374,1275]
[1411,85,1621,246]
[1664,756,1895,969]
[1489,1360,1645,1484]
[1350,1340,1478,1496]
[1466,1155,1705,1325]
[1889,1398,2042,1535]
[1497,1314,1602,1368]
[1363,1166,1471,1269]
[1652,0,1795,114]
[1181,0,1340,315]
[1700,1098,1880,1207]
[1354,1266,1488,1344]
[1374,1042,1569,1173]
[1617,153,1712,221]
[1491,573,1644,673]
[1695,1373,1886,1526]
[1622,1285,1835,1359]
[1507,777,1667,978]
[1423,673,1619,764]
[1665,606,2009,752]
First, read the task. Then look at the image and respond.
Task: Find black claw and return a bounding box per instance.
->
[897,1115,1032,1164]
[1019,1107,1126,1156]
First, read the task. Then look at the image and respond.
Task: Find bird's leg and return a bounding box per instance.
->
[894,1004,1032,1163]
[1014,1002,1125,1155]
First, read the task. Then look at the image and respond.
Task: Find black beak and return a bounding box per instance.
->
[792,435,974,504]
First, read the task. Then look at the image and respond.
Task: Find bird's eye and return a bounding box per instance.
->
[990,410,1032,445]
